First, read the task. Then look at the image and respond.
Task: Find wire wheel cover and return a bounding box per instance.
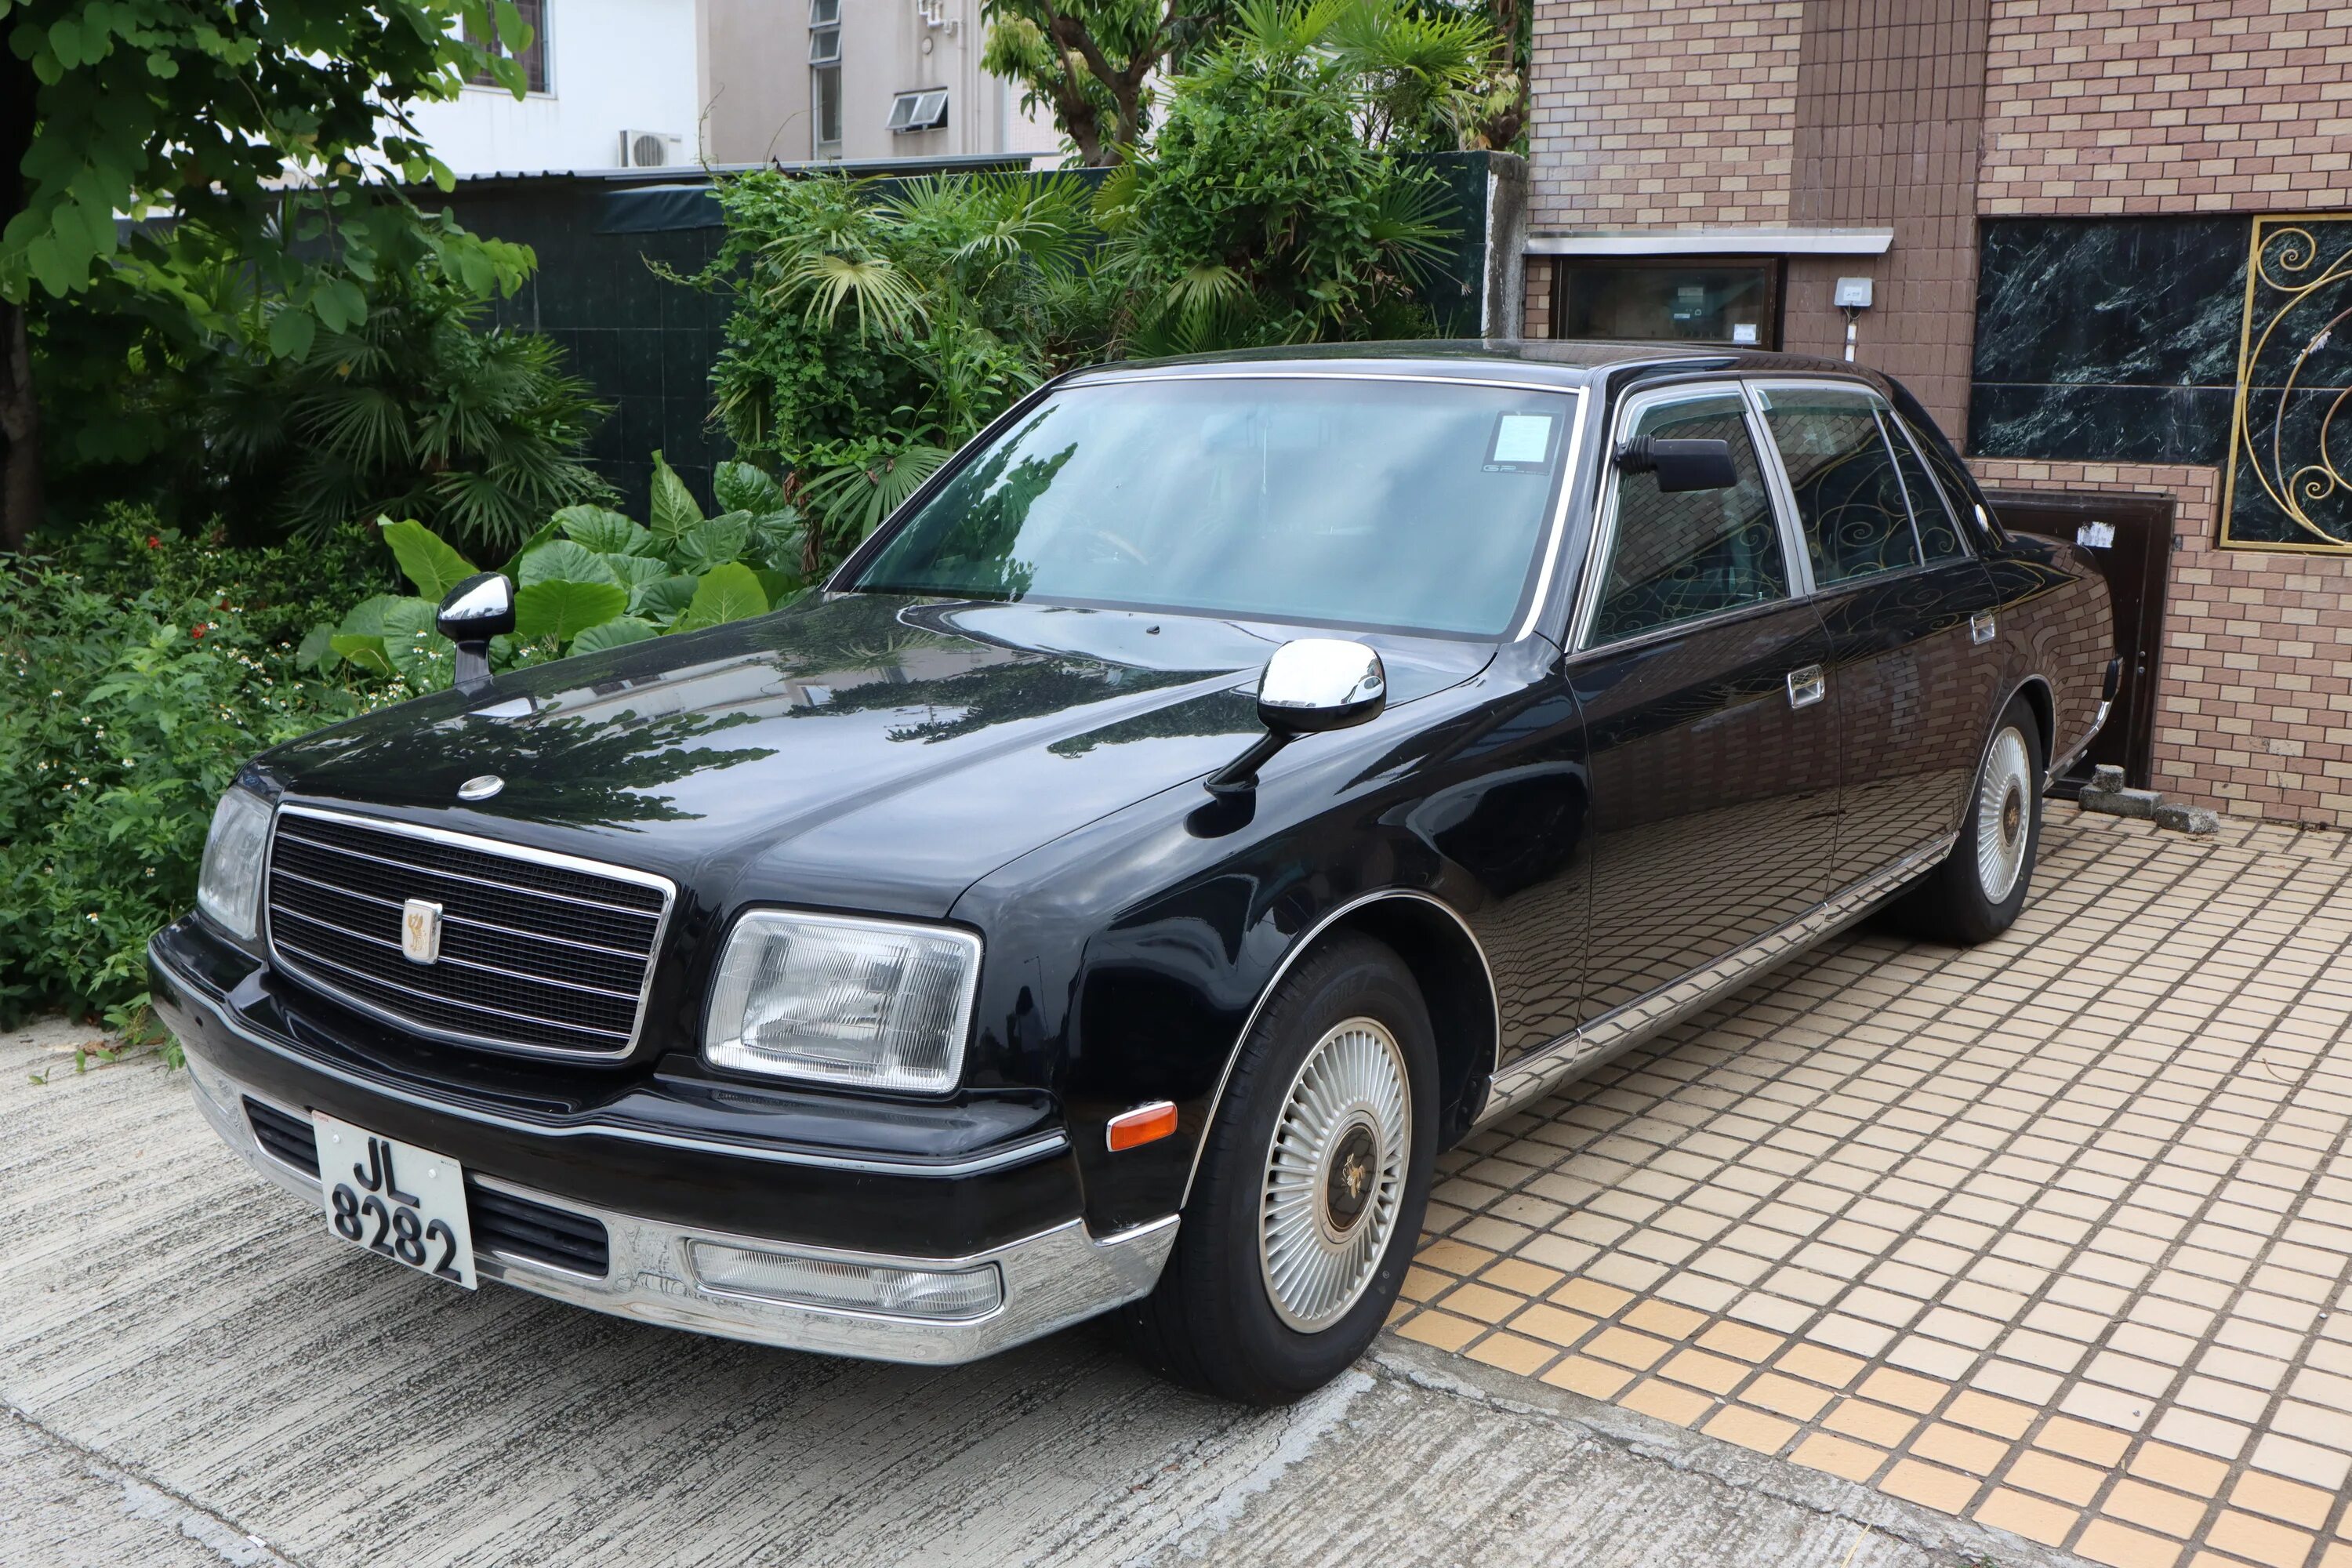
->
[1258,1017,1410,1332]
[1976,725,2033,902]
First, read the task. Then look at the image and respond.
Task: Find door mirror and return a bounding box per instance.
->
[1615,436,1737,493]
[437,572,515,695]
[1208,639,1387,797]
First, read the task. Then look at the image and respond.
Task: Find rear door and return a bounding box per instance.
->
[1565,381,1843,1029]
[1748,380,2004,889]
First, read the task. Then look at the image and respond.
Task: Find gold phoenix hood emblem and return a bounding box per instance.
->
[400,898,444,964]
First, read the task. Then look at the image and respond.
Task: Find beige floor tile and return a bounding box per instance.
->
[1620,1377,1712,1428]
[1541,1355,1634,1400]
[1789,1432,1886,1484]
[2127,1441,2231,1498]
[2224,1470,2336,1531]
[2201,1511,2316,1568]
[1974,1486,2080,1548]
[2002,1448,2106,1507]
[2101,1478,2212,1541]
[1740,1371,1834,1421]
[1821,1398,1918,1449]
[1467,1332,1558,1379]
[1549,1276,1634,1319]
[1395,1311,1480,1352]
[1701,1404,1799,1457]
[1945,1389,2038,1440]
[1878,1457,1980,1516]
[2076,1519,2187,1568]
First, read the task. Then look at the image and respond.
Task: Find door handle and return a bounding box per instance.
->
[1787,665,1826,710]
[1971,610,1997,644]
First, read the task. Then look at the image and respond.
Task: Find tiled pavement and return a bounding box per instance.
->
[1394,807,2352,1568]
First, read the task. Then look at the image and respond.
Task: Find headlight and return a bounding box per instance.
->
[702,910,981,1093]
[197,787,274,941]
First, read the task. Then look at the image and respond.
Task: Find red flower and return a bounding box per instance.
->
[145,535,160,549]
[190,624,209,640]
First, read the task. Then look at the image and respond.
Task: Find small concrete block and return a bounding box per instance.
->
[2081,786,2161,820]
[2090,764,2127,792]
[2154,802,2221,836]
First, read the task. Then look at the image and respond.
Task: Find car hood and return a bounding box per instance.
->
[255,593,1495,919]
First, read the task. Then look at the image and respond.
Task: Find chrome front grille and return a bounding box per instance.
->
[264,805,674,1058]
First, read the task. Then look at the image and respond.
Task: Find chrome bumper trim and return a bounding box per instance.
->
[1475,831,1956,1125]
[149,937,1066,1178]
[182,1040,1177,1366]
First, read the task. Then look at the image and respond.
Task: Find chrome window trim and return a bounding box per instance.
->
[1886,412,1982,563]
[1570,378,1803,653]
[1178,889,1499,1210]
[1743,376,1944,594]
[266,803,677,1062]
[159,938,1070,1177]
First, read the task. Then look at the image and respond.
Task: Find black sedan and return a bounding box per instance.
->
[150,342,2115,1404]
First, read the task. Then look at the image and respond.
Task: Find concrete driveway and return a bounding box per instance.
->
[5,1019,2070,1568]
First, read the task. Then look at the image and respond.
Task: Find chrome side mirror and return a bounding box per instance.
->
[437,572,516,695]
[1207,638,1388,797]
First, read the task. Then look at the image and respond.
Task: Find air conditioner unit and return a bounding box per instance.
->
[619,130,687,169]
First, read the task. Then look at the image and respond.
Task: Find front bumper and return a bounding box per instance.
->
[154,934,1178,1365]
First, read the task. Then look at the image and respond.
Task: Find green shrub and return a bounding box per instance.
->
[0,533,376,1030]
[1098,2,1456,351]
[304,454,804,692]
[198,253,615,554]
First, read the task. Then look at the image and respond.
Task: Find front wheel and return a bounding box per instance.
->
[1890,695,2044,945]
[1117,932,1436,1406]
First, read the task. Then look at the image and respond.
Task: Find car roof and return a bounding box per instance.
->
[1060,339,1876,391]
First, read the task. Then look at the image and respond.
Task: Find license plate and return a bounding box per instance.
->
[314,1113,477,1289]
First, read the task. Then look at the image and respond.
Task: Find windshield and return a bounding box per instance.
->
[849,376,1581,637]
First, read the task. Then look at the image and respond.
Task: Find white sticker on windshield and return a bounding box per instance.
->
[1490,413,1555,466]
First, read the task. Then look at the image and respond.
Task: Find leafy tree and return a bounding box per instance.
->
[0,0,540,547]
[979,0,1234,165]
[1098,0,1457,351]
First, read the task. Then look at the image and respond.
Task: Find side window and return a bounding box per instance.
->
[1758,387,1922,586]
[1591,391,1790,644]
[1896,414,1980,557]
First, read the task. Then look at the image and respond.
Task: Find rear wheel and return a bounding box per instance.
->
[1890,695,2044,945]
[1118,933,1436,1406]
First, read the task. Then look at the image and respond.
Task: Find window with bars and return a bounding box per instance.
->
[466,0,550,93]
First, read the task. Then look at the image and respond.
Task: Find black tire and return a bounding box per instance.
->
[1118,931,1437,1406]
[1889,694,2045,946]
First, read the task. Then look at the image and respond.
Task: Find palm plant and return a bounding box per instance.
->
[204,255,612,554]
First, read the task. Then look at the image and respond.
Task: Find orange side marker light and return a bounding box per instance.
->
[1106,1101,1179,1152]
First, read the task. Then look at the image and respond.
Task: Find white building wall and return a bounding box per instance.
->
[409,0,706,175]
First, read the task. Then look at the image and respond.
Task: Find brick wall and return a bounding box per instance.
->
[1526,0,1803,232]
[1780,0,1991,432]
[1524,256,1554,338]
[1978,0,2352,215]
[1974,458,2352,826]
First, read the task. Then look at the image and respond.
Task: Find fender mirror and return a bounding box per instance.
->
[437,572,517,695]
[1207,638,1388,797]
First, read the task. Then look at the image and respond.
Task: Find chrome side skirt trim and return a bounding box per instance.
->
[185,1049,1171,1367]
[1474,832,1957,1126]
[151,938,1068,1178]
[1178,889,1500,1210]
[2047,699,2112,788]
